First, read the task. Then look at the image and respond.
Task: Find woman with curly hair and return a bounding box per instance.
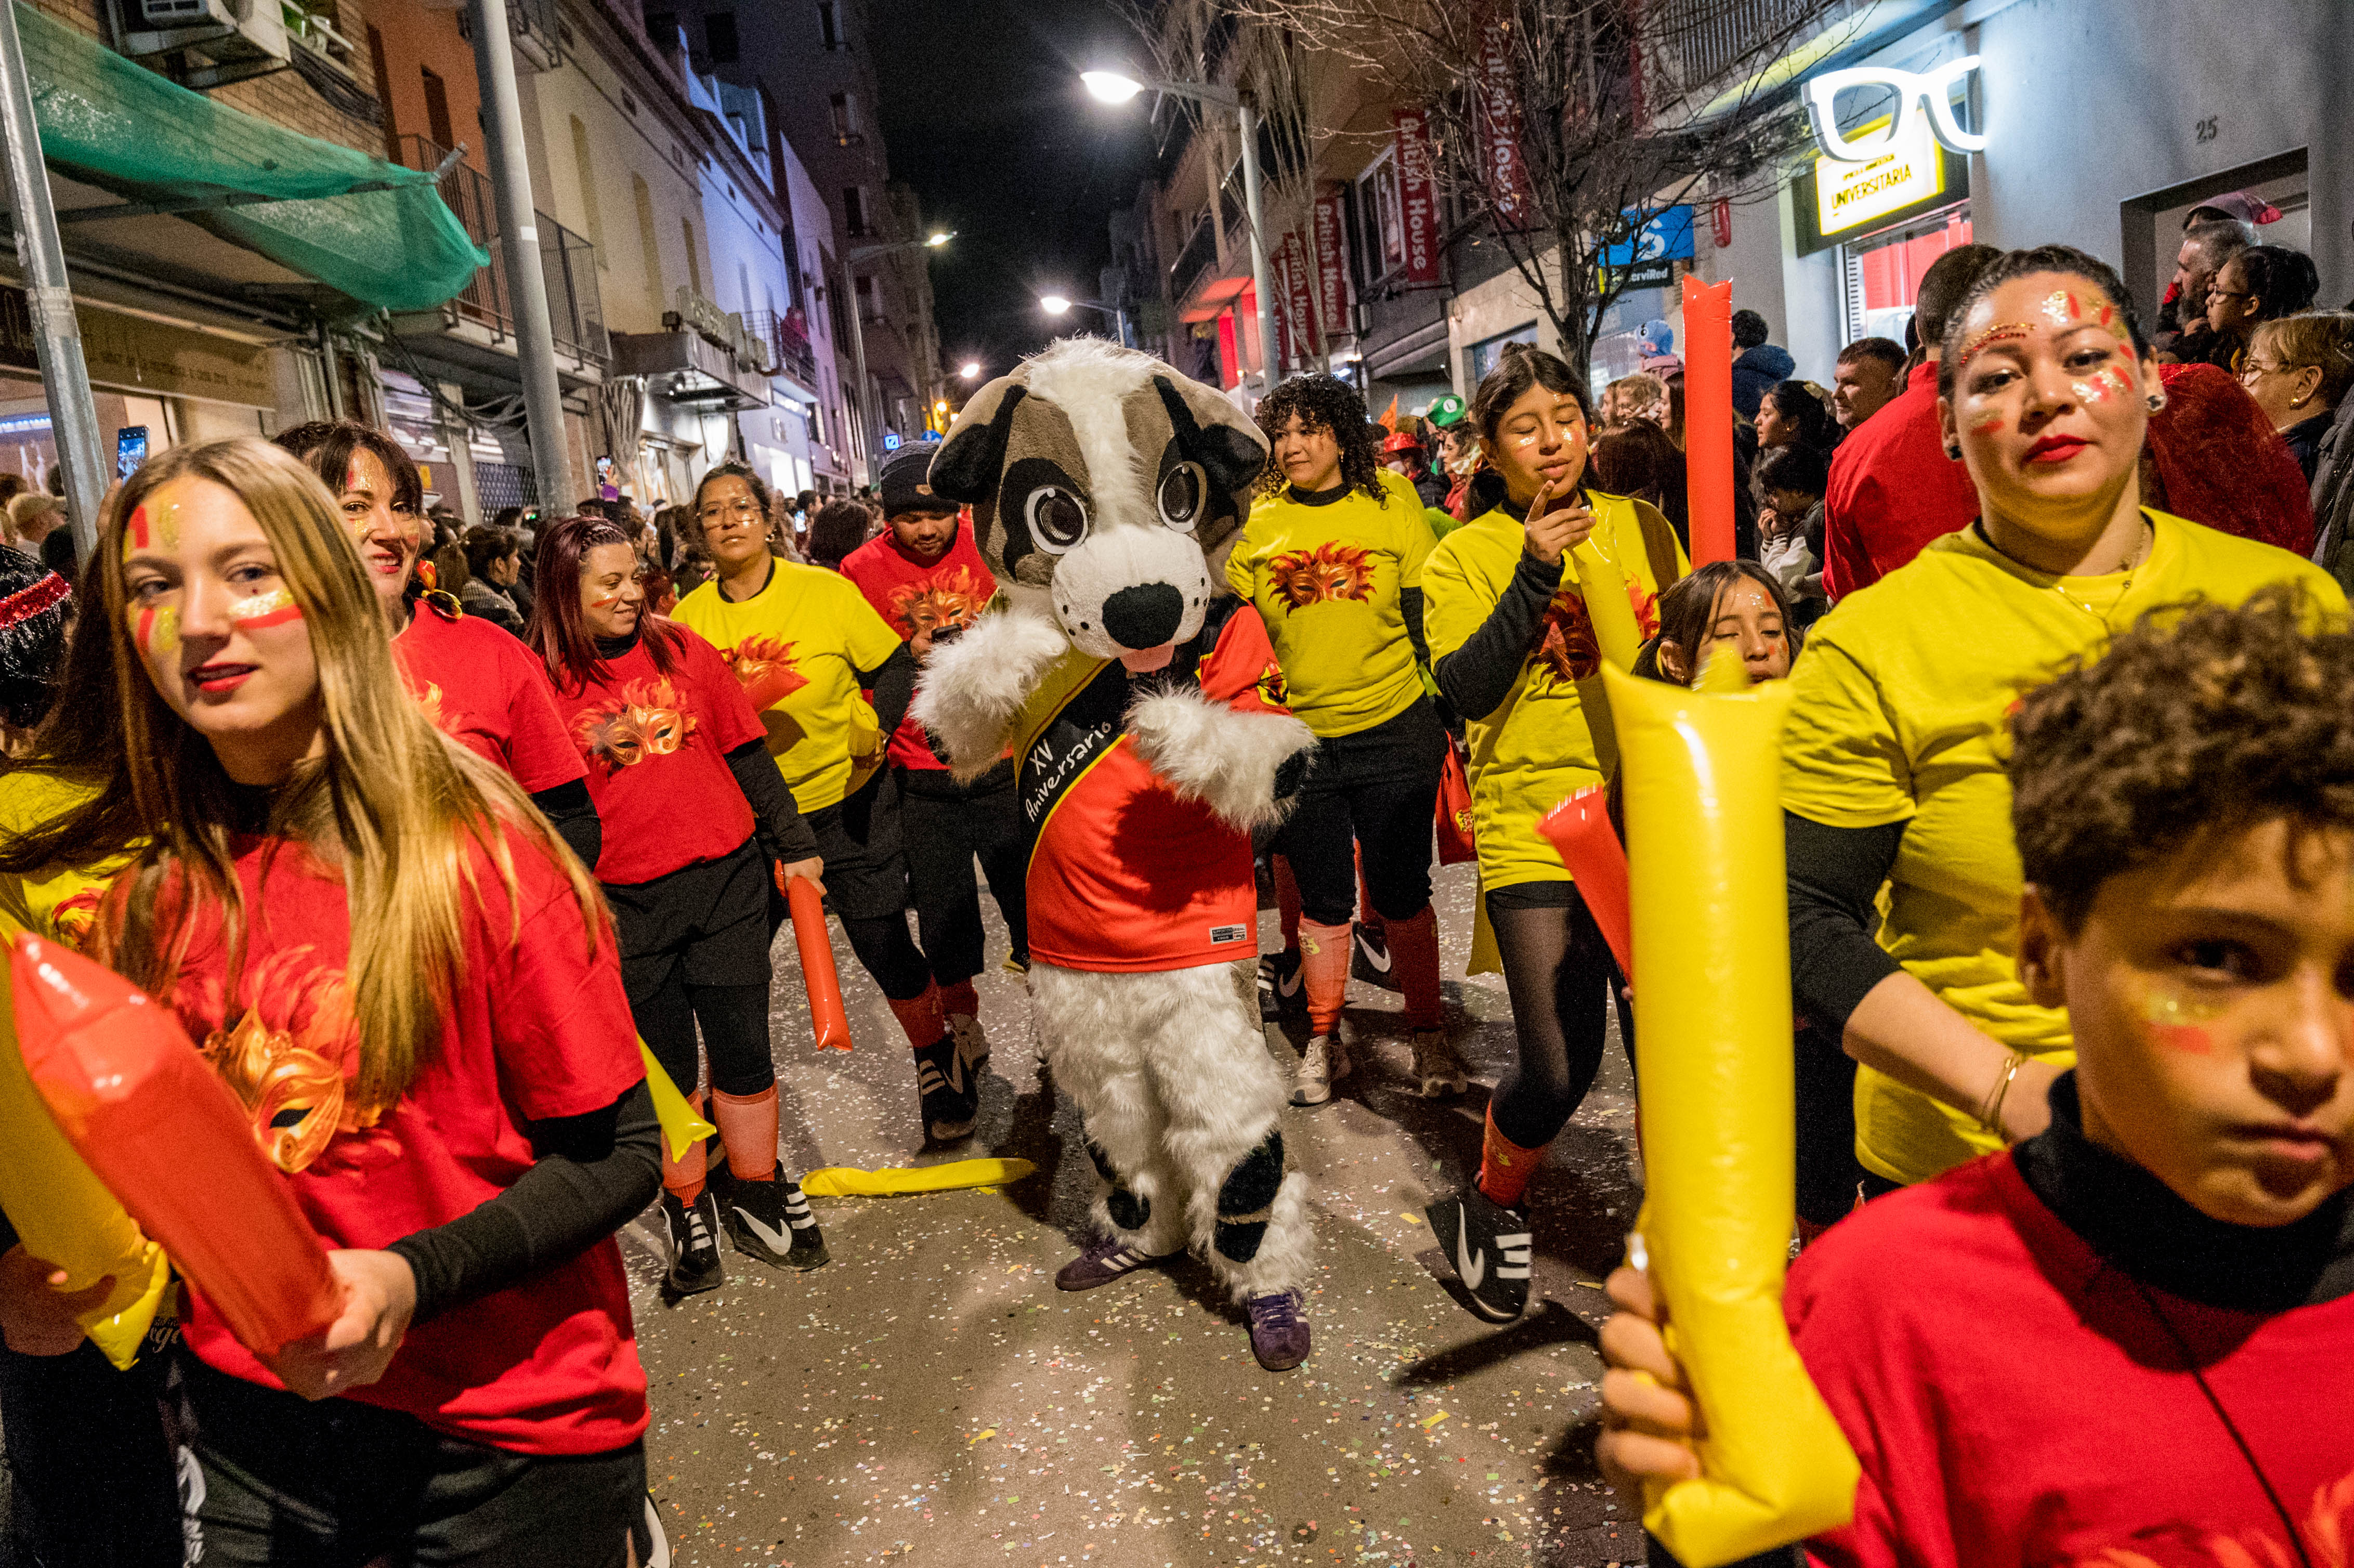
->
[1226,373,1460,1105]
[530,513,831,1297]
[1782,245,2344,1204]
[1416,343,1685,1323]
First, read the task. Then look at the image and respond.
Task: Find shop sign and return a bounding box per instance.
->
[1802,56,1984,163]
[1477,23,1532,229]
[1312,193,1351,339]
[1600,205,1694,291]
[1392,109,1442,285]
[1812,113,1944,239]
[668,286,771,375]
[0,285,273,408]
[1280,230,1320,362]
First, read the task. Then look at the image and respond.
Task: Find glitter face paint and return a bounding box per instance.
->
[2041,290,2082,329]
[1957,323,2033,368]
[227,586,303,630]
[132,603,179,657]
[1969,410,2005,434]
[2140,987,2227,1055]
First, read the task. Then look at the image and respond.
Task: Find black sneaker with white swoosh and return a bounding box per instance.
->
[1257,949,1304,1022]
[1351,923,1400,991]
[718,1173,830,1271]
[1424,1187,1533,1322]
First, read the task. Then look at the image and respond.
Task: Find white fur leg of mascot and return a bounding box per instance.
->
[911,338,1322,1369]
[1028,960,1314,1302]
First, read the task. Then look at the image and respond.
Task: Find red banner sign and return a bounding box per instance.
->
[1393,108,1441,285]
[1281,230,1320,362]
[1312,192,1351,342]
[1479,23,1532,229]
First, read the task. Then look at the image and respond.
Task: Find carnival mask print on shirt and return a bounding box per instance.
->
[197,948,376,1174]
[575,677,697,770]
[721,637,809,714]
[1267,541,1375,611]
[887,565,992,637]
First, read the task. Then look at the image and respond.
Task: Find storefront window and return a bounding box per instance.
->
[1839,205,1972,346]
[1357,151,1403,285]
[1467,322,1538,386]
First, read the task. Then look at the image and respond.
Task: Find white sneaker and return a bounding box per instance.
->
[950,1012,989,1073]
[1409,1029,1470,1098]
[1291,1034,1352,1106]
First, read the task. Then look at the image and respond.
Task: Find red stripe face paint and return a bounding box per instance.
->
[2141,988,2224,1055]
[132,603,180,657]
[1969,410,2005,434]
[228,587,303,630]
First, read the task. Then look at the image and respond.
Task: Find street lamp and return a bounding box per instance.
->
[959,361,983,379]
[1039,293,1132,347]
[844,229,955,486]
[1082,66,1278,397]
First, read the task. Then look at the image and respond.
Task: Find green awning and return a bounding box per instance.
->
[18,1,489,312]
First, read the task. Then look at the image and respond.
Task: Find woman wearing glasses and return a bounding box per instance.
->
[2237,310,2354,481]
[2201,243,2321,374]
[671,466,985,1150]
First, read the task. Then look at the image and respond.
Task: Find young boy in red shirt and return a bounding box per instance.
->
[1598,589,2354,1567]
[841,445,1028,1061]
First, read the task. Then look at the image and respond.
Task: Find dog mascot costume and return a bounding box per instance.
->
[911,341,1322,1371]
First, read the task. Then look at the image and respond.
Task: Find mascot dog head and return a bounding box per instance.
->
[926,339,1267,671]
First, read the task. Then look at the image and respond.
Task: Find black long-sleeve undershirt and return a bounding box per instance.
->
[858,642,917,741]
[725,739,819,865]
[528,779,600,869]
[1432,551,1565,722]
[387,1079,660,1324]
[1785,811,1906,1037]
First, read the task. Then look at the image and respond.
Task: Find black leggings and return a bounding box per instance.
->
[611,844,775,1099]
[636,975,772,1100]
[1485,882,1633,1151]
[1275,698,1446,926]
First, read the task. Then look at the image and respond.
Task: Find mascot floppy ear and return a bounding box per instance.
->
[928,377,1028,506]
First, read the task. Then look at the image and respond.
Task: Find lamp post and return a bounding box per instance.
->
[1083,69,1278,397]
[1038,294,1131,347]
[845,229,951,485]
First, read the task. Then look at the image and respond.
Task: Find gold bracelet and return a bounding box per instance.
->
[1979,1050,2028,1140]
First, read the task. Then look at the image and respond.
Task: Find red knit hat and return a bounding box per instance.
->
[2145,362,2313,557]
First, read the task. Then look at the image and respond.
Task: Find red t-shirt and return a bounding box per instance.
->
[1820,362,1980,601]
[144,826,647,1456]
[1009,603,1291,973]
[839,519,1000,770]
[392,598,586,794]
[1788,1152,2354,1567]
[544,625,765,886]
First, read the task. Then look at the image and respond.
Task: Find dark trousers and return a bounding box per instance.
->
[1273,698,1447,926]
[898,762,1030,976]
[608,840,774,1098]
[1794,1018,1865,1229]
[173,1355,644,1568]
[0,1335,179,1567]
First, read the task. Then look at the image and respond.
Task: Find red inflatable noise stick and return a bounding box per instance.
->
[8,934,341,1356]
[784,875,853,1051]
[1537,787,1634,985]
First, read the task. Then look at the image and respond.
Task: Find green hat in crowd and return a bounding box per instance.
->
[1424,394,1468,428]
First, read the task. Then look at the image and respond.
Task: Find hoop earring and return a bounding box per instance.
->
[2146,393,2167,413]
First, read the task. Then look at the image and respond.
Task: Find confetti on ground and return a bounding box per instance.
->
[625,861,1650,1566]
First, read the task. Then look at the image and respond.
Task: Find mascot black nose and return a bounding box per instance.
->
[1102,582,1184,649]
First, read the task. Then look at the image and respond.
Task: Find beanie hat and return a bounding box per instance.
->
[878,441,951,519]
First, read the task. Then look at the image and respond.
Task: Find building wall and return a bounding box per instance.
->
[367,0,483,163]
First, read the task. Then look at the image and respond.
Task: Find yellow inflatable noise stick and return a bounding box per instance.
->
[801,1158,1037,1198]
[639,1044,716,1164]
[1570,530,1645,673]
[1604,660,1858,1565]
[0,953,172,1370]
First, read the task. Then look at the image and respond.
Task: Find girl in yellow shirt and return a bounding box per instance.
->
[1783,244,2346,1194]
[1420,345,1684,1322]
[1228,375,1459,1106]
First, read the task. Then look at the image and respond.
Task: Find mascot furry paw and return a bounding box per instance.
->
[911,340,1320,1371]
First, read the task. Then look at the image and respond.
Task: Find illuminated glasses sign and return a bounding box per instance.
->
[1802,56,1984,163]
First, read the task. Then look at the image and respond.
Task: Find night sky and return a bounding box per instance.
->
[870,0,1162,383]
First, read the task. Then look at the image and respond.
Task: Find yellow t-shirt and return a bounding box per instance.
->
[1225,469,1436,738]
[672,560,905,813]
[1423,491,1682,891]
[0,772,119,947]
[1783,509,2348,1186]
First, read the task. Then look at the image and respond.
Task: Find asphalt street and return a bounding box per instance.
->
[623,858,1651,1568]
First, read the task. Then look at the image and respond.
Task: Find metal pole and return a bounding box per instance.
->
[0,0,103,561]
[1115,304,1131,347]
[468,0,572,511]
[846,263,874,486]
[1236,98,1279,397]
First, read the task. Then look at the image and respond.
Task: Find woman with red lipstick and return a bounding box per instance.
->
[17,439,660,1565]
[529,515,830,1299]
[271,423,598,868]
[1782,245,2346,1197]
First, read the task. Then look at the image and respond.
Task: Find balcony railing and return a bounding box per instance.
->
[1168,210,1218,303]
[742,307,819,389]
[395,134,608,366]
